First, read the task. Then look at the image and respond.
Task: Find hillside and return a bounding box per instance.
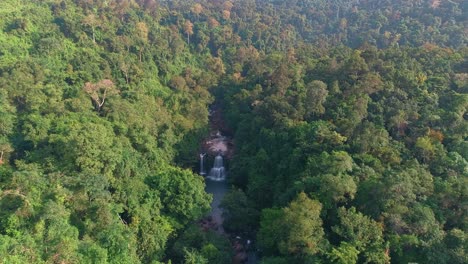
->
[0,1,466,263]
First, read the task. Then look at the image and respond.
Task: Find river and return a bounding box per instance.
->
[204,179,229,233]
[201,108,258,263]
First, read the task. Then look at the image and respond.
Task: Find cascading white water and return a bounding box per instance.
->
[207,154,226,181]
[200,153,206,175]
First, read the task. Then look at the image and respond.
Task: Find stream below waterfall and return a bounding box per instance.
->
[200,105,258,264]
[204,179,228,233]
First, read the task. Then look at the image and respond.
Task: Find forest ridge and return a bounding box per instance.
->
[0,0,466,263]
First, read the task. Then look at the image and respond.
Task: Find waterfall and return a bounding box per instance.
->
[207,154,226,181]
[200,153,206,175]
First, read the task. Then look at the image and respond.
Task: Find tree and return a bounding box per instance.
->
[443,229,467,264]
[170,224,232,264]
[0,142,13,165]
[257,208,285,256]
[191,3,203,20]
[332,207,389,263]
[328,242,359,264]
[184,20,194,45]
[41,201,82,263]
[220,189,259,234]
[316,173,357,209]
[83,79,119,112]
[304,80,328,117]
[280,192,326,257]
[383,162,434,210]
[0,90,15,137]
[258,193,326,258]
[415,136,436,162]
[136,22,149,62]
[82,13,100,43]
[146,166,211,224]
[222,10,231,20]
[184,248,208,264]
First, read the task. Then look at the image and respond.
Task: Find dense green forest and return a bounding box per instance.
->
[0,0,466,263]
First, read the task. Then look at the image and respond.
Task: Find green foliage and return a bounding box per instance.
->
[332,207,388,263]
[258,193,327,259]
[281,193,326,257]
[220,188,259,234]
[328,242,359,264]
[0,0,466,263]
[183,248,208,264]
[147,166,211,225]
[0,1,218,262]
[257,208,286,256]
[260,256,290,264]
[217,4,466,262]
[170,224,232,264]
